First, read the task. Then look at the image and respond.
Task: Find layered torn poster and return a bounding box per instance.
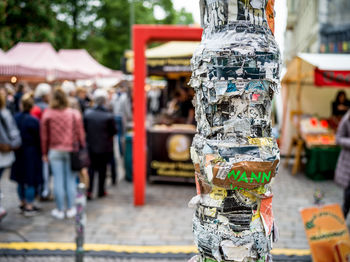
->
[189,0,281,261]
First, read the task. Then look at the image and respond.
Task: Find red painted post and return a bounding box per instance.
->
[132,25,202,206]
[133,27,147,206]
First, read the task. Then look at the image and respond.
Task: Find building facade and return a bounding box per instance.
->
[285,0,350,62]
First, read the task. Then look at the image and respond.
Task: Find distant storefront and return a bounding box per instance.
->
[320,24,350,54]
[123,41,198,76]
[124,41,200,181]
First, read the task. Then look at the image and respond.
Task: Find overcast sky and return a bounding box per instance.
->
[171,0,287,55]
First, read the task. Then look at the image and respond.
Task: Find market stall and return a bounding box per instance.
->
[4,42,88,82]
[58,49,122,78]
[300,117,340,180]
[0,47,47,82]
[147,124,196,182]
[281,53,350,179]
[1,42,122,87]
[58,49,123,88]
[125,41,199,112]
[126,41,200,182]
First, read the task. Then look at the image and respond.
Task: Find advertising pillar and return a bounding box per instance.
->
[189,0,281,261]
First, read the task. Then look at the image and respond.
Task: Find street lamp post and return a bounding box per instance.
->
[189,0,281,261]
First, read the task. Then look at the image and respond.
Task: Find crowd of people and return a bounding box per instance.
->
[0,82,132,220]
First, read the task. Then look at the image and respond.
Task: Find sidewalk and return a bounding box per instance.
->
[0,163,345,250]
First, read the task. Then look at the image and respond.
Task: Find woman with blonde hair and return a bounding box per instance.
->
[41,88,85,219]
[11,93,43,216]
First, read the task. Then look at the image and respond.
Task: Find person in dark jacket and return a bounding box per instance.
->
[11,93,43,216]
[84,89,117,199]
[76,87,90,114]
[13,84,25,114]
[332,91,350,118]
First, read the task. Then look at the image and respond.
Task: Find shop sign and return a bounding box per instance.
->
[147,57,191,74]
[315,68,350,87]
[300,204,350,262]
[147,131,195,178]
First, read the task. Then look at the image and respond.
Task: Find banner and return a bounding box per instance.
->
[147,130,195,179]
[147,57,191,74]
[300,204,350,262]
[315,68,350,87]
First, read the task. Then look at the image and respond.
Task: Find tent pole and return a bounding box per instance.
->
[280,81,289,152]
[296,57,302,137]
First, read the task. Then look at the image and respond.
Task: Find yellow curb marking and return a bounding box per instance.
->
[0,242,311,256]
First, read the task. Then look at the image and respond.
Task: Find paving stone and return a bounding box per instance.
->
[0,164,346,251]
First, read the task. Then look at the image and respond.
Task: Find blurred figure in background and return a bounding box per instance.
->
[67,86,90,189]
[31,83,52,200]
[332,91,350,118]
[31,83,51,120]
[112,84,132,156]
[0,91,21,221]
[105,87,115,111]
[13,84,25,114]
[84,89,117,199]
[0,86,15,115]
[335,109,350,218]
[330,91,350,129]
[62,81,80,111]
[165,88,194,125]
[41,88,85,219]
[176,87,194,125]
[76,87,90,113]
[105,87,117,185]
[11,93,43,216]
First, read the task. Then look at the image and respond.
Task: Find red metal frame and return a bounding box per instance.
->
[132,25,203,206]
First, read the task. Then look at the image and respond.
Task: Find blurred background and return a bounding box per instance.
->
[0,0,350,261]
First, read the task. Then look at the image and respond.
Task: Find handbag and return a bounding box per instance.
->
[70,113,90,171]
[0,112,13,153]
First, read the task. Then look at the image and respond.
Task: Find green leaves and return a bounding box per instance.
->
[0,0,194,70]
[0,0,70,50]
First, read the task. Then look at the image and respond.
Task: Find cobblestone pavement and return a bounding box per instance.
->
[0,256,311,262]
[0,161,345,250]
[0,257,187,262]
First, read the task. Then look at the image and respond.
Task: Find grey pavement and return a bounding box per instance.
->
[0,257,187,262]
[0,161,345,250]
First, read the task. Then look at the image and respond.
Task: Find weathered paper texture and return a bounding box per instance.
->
[189,0,280,261]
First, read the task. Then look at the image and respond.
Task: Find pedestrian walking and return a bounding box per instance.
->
[32,83,52,200]
[62,81,80,111]
[84,89,117,199]
[0,92,21,221]
[41,88,85,219]
[11,93,43,216]
[76,87,90,114]
[335,110,350,218]
[31,83,51,120]
[0,86,16,115]
[105,87,117,185]
[111,84,132,157]
[13,84,25,114]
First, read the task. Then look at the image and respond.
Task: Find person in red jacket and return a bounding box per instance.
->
[41,88,85,219]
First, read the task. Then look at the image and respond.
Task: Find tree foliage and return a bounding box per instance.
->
[51,0,99,48]
[0,0,194,70]
[0,0,72,50]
